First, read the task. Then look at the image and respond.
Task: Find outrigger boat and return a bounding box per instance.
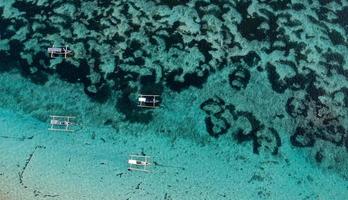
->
[137,94,160,108]
[128,155,151,172]
[48,115,76,132]
[47,45,73,58]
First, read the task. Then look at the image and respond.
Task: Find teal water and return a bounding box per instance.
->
[1,0,348,199]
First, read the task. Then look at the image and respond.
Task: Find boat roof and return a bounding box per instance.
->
[48,47,63,51]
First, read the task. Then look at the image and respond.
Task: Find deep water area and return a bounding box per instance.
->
[0,0,348,199]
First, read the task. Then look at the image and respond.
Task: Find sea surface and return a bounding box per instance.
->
[1,0,348,200]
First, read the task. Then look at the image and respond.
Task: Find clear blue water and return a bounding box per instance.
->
[1,0,348,199]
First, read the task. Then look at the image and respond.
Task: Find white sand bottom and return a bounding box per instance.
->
[0,108,347,200]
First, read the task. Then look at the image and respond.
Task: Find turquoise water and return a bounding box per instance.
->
[1,0,348,199]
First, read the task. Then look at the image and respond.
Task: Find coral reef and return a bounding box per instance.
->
[1,0,348,179]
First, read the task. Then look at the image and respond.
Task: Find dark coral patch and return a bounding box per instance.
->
[315,151,324,163]
[319,51,346,77]
[0,17,16,39]
[234,128,254,143]
[238,15,266,41]
[328,29,346,46]
[139,72,164,95]
[200,96,225,116]
[205,115,230,138]
[228,67,251,90]
[160,29,184,51]
[236,1,280,42]
[285,97,309,118]
[286,94,347,150]
[0,39,23,72]
[256,128,282,155]
[123,40,142,58]
[200,96,271,155]
[315,125,346,146]
[29,71,48,85]
[266,63,314,94]
[332,88,348,107]
[231,51,261,67]
[285,73,308,91]
[258,0,291,10]
[266,63,287,93]
[194,1,211,19]
[9,40,24,60]
[233,111,264,154]
[290,127,315,147]
[152,0,189,9]
[236,0,266,41]
[306,80,326,101]
[292,3,305,11]
[165,68,209,92]
[244,51,261,67]
[56,61,83,83]
[84,83,111,104]
[196,39,213,63]
[335,6,348,33]
[0,50,13,72]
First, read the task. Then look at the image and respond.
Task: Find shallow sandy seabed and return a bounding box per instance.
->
[0,105,348,200]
